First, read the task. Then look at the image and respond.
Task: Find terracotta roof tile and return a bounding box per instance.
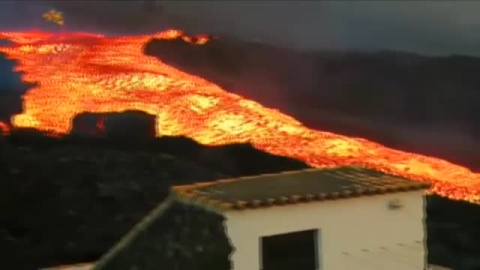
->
[171,166,431,211]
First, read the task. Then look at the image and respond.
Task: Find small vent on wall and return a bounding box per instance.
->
[387,199,403,210]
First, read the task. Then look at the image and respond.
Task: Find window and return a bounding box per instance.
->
[261,229,319,270]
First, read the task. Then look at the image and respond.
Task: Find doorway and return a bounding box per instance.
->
[261,229,319,270]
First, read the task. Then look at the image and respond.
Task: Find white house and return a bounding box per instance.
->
[89,165,431,270]
[172,166,430,270]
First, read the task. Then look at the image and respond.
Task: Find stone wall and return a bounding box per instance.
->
[94,197,233,270]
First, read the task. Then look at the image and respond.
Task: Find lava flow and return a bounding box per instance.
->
[0,29,479,203]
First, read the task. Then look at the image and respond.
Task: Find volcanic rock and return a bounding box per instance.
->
[0,131,309,270]
[71,111,157,140]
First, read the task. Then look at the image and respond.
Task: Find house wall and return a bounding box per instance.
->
[224,190,426,270]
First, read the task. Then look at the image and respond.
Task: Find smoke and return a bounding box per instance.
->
[160,1,480,57]
[1,1,480,56]
[0,55,29,122]
[0,55,21,89]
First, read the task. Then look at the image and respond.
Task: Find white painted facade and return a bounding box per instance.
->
[225,190,427,270]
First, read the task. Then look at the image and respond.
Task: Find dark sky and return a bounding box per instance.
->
[0,1,480,56]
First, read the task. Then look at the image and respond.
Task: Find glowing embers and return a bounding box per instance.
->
[96,116,107,134]
[154,29,210,45]
[0,29,479,203]
[0,121,10,136]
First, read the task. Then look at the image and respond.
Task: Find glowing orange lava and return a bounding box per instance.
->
[0,29,479,203]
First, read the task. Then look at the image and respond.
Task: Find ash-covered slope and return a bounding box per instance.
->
[144,38,480,170]
[0,129,308,270]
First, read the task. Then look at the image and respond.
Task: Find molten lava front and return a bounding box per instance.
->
[0,30,479,203]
